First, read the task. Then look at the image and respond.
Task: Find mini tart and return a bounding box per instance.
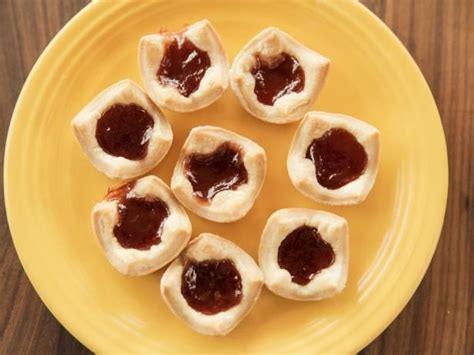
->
[161,233,263,336]
[230,27,330,124]
[259,208,348,301]
[72,79,173,179]
[92,175,191,276]
[287,111,380,205]
[171,126,266,223]
[139,19,229,112]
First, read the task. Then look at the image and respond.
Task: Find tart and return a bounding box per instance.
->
[230,27,330,124]
[161,233,263,335]
[72,79,173,179]
[287,111,380,205]
[259,208,348,301]
[171,126,266,223]
[92,175,191,276]
[139,19,229,112]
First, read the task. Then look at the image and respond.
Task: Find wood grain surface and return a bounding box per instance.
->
[0,0,472,353]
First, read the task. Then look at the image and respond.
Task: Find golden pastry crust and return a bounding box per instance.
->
[139,19,229,112]
[171,126,266,223]
[91,175,191,276]
[161,233,263,336]
[287,111,380,205]
[72,79,173,179]
[259,208,348,301]
[230,27,330,124]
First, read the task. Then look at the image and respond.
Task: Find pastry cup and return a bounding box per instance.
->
[288,111,380,205]
[161,233,263,335]
[92,175,191,276]
[139,19,229,112]
[171,126,266,223]
[230,27,330,124]
[72,79,173,179]
[259,208,348,301]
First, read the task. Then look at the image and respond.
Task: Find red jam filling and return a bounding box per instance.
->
[96,103,154,160]
[157,36,211,97]
[106,181,169,250]
[184,142,248,202]
[278,225,335,285]
[305,128,368,190]
[251,53,304,105]
[181,259,243,315]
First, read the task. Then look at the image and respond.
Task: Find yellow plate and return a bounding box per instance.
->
[5,1,448,353]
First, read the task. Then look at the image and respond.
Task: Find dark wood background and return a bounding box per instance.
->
[0,0,472,353]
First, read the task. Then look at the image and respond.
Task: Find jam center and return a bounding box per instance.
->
[96,103,154,161]
[157,36,211,97]
[251,53,305,105]
[278,225,335,285]
[305,128,368,190]
[181,259,243,315]
[107,181,169,250]
[184,142,248,202]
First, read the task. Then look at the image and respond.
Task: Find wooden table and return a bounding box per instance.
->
[0,1,472,353]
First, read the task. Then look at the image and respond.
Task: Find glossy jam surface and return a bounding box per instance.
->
[306,128,368,190]
[278,225,335,285]
[157,36,211,97]
[96,103,154,160]
[251,53,305,105]
[105,180,136,201]
[106,181,169,250]
[181,259,242,315]
[184,143,248,202]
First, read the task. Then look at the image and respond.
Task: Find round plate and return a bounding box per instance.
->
[4,1,448,353]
